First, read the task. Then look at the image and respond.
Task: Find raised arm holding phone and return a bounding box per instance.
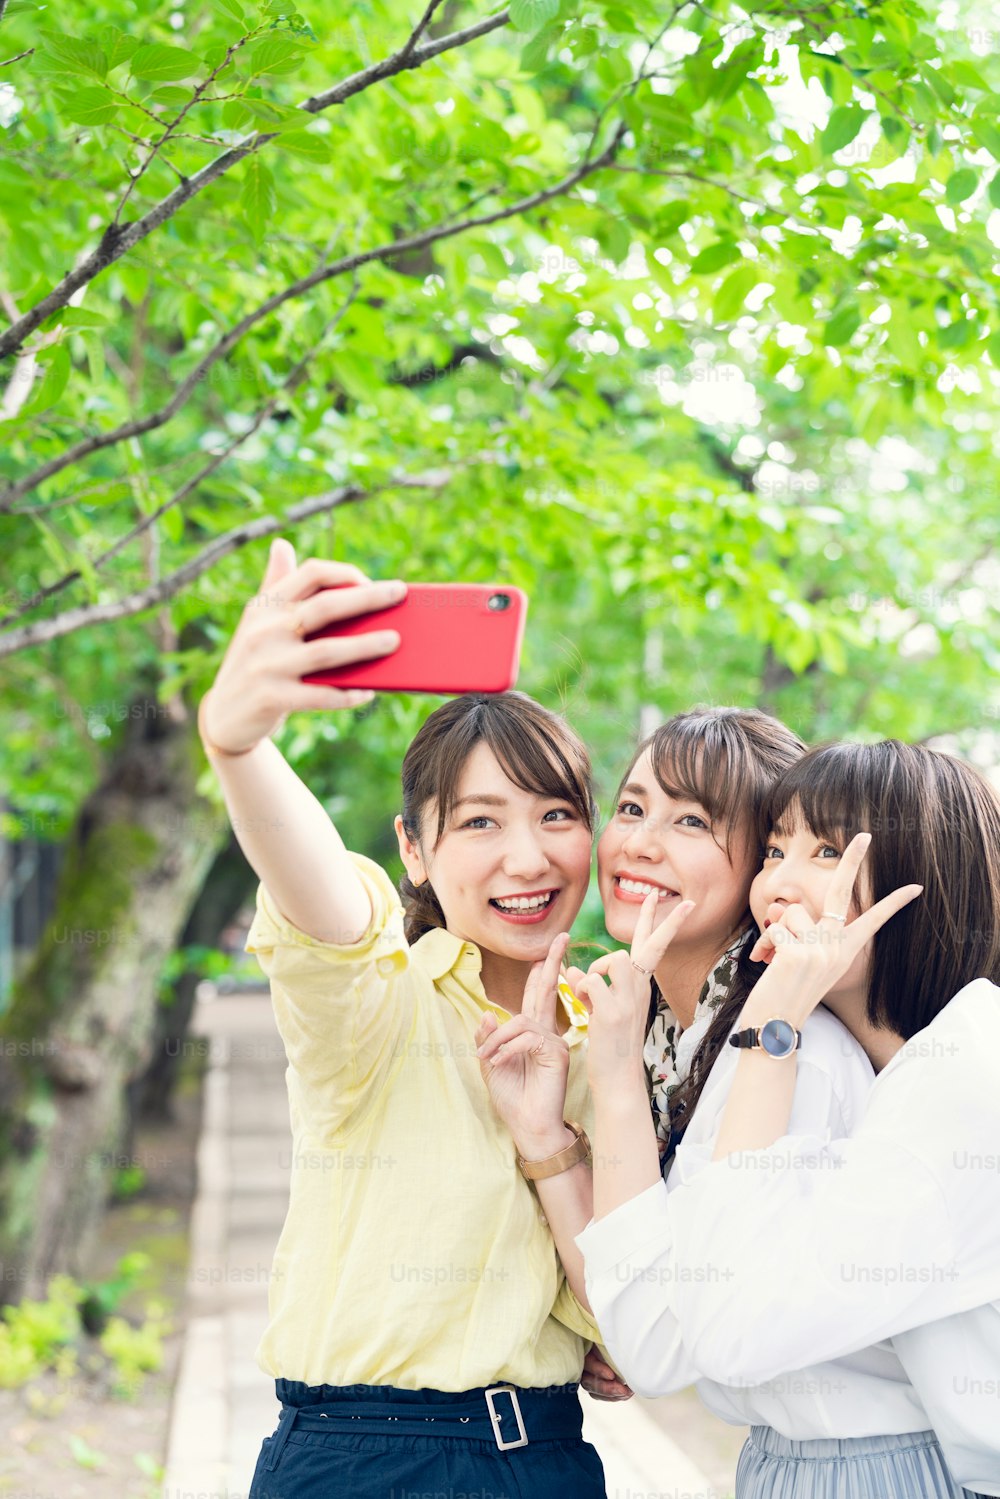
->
[197,543,403,941]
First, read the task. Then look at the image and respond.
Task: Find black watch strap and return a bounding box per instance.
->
[728,1023,803,1051]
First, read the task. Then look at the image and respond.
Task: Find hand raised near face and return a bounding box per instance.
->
[474,931,573,1154]
[570,893,695,1096]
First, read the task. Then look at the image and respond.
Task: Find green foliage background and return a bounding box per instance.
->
[1,0,999,900]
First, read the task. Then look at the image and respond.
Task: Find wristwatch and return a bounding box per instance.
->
[728,1017,802,1059]
[517,1121,592,1181]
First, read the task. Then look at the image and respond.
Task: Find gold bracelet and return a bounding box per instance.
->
[517,1121,591,1182]
[197,693,259,759]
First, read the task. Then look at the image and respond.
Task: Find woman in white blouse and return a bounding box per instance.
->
[575,740,1000,1498]
[479,739,999,1497]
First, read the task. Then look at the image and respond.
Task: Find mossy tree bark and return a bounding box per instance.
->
[132,832,255,1126]
[0,681,226,1304]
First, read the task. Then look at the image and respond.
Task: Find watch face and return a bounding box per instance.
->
[760,1018,798,1057]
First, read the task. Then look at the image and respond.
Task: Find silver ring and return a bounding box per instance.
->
[630,958,652,977]
[821,911,847,924]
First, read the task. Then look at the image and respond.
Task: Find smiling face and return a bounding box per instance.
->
[750,800,872,1010]
[395,741,593,967]
[597,748,757,958]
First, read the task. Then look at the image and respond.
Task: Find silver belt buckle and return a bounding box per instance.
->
[484,1385,528,1450]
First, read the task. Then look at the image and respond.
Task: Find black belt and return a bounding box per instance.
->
[262,1384,583,1470]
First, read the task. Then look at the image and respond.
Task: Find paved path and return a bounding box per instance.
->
[162,988,734,1499]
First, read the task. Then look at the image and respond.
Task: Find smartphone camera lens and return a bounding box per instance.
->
[487,593,511,612]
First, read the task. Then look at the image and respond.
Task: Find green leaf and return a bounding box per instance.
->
[937,316,974,350]
[818,628,848,674]
[330,351,382,403]
[595,214,631,265]
[130,44,200,82]
[595,49,632,90]
[36,31,108,79]
[279,131,332,162]
[222,99,253,129]
[106,31,141,71]
[944,169,977,206]
[714,263,758,322]
[214,0,246,19]
[240,156,277,241]
[469,239,509,279]
[247,36,307,77]
[240,98,310,132]
[57,308,110,330]
[69,1435,106,1471]
[57,86,118,126]
[656,201,690,238]
[988,331,1000,367]
[713,39,761,104]
[887,312,920,369]
[161,505,185,544]
[820,105,866,154]
[520,24,560,72]
[824,302,862,346]
[84,334,106,388]
[923,66,956,108]
[945,60,988,92]
[971,118,1000,161]
[990,174,1000,210]
[689,240,741,275]
[147,85,195,106]
[509,0,560,33]
[24,345,72,417]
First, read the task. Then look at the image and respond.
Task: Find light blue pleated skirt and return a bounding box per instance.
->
[737,1426,979,1499]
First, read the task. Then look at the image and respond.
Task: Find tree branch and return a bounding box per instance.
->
[2,125,625,510]
[0,10,511,362]
[0,282,360,628]
[400,0,450,57]
[0,470,457,659]
[113,29,260,228]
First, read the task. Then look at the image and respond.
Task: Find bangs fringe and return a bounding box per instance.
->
[640,707,806,857]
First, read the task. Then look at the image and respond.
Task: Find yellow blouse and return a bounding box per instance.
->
[245,851,604,1390]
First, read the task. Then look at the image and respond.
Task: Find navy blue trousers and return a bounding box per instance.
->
[248,1380,608,1499]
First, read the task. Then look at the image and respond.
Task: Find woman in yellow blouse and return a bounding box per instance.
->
[198,541,611,1499]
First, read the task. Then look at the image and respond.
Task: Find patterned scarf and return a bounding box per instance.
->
[643,928,754,1153]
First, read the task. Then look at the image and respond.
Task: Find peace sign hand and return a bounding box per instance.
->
[747,832,923,1021]
[573,893,695,1099]
[474,932,574,1156]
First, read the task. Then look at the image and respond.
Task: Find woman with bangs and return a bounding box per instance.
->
[479,705,893,1437]
[571,741,1000,1498]
[197,541,611,1499]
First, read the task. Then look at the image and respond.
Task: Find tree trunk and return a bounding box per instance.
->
[0,679,226,1304]
[133,832,254,1126]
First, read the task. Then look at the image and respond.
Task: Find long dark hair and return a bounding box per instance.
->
[625,708,807,1135]
[758,740,1000,1035]
[399,693,596,944]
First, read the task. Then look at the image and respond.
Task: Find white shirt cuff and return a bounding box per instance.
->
[574,1179,672,1282]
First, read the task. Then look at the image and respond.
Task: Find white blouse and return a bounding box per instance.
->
[576,978,1000,1495]
[577,1004,932,1439]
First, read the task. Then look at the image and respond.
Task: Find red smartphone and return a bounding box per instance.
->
[300,583,528,695]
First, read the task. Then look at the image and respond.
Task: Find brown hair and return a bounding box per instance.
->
[399,692,596,944]
[620,706,808,865]
[632,708,807,1139]
[759,740,1000,1036]
[668,738,1000,1151]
